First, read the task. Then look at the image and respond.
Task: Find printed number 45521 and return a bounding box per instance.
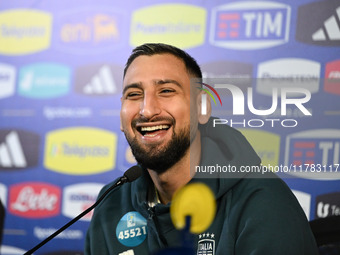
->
[118,226,147,240]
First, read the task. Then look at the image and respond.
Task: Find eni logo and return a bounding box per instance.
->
[197,82,222,115]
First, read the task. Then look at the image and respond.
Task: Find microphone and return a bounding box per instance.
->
[24,165,143,255]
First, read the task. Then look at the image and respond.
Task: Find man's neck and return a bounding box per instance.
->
[147,131,201,205]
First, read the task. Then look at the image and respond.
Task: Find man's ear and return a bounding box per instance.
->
[120,117,123,132]
[197,91,211,124]
[120,97,124,132]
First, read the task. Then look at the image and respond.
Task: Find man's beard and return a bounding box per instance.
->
[124,123,191,174]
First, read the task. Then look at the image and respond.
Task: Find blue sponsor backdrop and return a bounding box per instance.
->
[0,0,339,254]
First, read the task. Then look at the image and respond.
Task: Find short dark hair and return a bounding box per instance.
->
[123,43,202,79]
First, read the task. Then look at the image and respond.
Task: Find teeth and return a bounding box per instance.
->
[141,125,169,132]
[144,133,157,137]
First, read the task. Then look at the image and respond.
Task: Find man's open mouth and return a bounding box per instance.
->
[138,125,170,136]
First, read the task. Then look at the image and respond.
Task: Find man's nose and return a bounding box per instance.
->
[139,93,161,119]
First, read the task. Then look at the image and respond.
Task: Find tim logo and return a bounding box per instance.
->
[210,1,290,50]
[285,129,340,180]
[296,0,340,46]
[198,82,222,115]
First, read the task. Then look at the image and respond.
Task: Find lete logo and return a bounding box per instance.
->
[9,182,61,218]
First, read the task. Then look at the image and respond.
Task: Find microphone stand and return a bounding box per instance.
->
[24,166,142,255]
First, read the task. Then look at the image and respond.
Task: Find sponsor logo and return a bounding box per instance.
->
[34,227,83,240]
[292,189,311,220]
[0,183,7,207]
[285,129,340,180]
[44,127,117,175]
[54,8,124,54]
[315,192,340,218]
[324,60,340,95]
[0,245,27,255]
[296,0,340,46]
[0,9,52,55]
[62,183,103,221]
[201,62,253,117]
[210,1,290,50]
[239,129,280,167]
[0,63,16,99]
[257,58,320,96]
[74,64,123,96]
[116,211,147,247]
[9,182,61,218]
[197,232,215,255]
[130,4,206,49]
[312,7,340,41]
[43,106,93,120]
[0,130,40,169]
[18,63,71,99]
[201,61,253,90]
[1,109,35,117]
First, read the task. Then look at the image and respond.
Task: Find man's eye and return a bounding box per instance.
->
[160,89,174,94]
[126,92,142,98]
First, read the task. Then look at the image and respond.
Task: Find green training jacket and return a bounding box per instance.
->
[85,118,318,255]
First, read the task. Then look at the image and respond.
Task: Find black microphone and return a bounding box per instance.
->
[24,165,143,255]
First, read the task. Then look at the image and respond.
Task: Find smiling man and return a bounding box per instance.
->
[85,43,318,255]
[120,50,206,205]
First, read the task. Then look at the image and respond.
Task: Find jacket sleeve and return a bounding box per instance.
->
[232,178,318,255]
[84,183,114,255]
[84,203,110,255]
[84,225,92,255]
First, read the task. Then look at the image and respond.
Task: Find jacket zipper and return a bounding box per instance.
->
[147,204,169,248]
